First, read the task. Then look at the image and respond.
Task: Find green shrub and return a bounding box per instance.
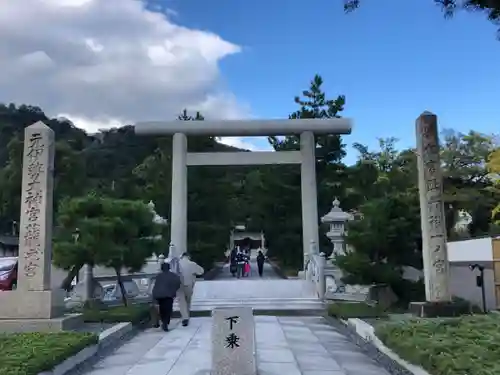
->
[390,278,425,304]
[376,314,500,375]
[328,302,387,319]
[83,304,150,325]
[0,332,98,375]
[452,296,483,313]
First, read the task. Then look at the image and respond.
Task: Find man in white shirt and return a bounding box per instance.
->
[178,252,204,326]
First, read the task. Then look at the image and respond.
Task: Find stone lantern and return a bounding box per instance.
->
[146,201,168,264]
[321,198,354,295]
[321,198,353,260]
[148,200,168,226]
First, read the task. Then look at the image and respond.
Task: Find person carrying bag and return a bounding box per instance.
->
[151,262,181,331]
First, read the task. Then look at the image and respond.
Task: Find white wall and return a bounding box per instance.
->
[446,237,496,310]
[402,238,497,310]
[447,237,493,262]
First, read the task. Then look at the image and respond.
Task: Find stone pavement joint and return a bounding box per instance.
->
[75,316,391,375]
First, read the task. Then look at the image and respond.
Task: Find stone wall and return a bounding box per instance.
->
[449,262,496,311]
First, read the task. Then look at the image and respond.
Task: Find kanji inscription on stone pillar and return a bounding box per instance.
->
[416,112,451,302]
[17,121,55,291]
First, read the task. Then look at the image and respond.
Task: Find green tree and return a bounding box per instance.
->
[344,138,417,208]
[441,130,497,237]
[0,104,250,274]
[334,138,424,303]
[53,194,162,305]
[336,191,423,302]
[343,0,500,34]
[254,75,347,269]
[0,133,89,233]
[336,130,497,303]
[486,147,500,225]
[133,109,243,269]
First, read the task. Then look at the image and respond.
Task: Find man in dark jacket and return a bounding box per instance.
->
[152,262,181,331]
[257,250,266,277]
[229,247,237,277]
[236,250,246,278]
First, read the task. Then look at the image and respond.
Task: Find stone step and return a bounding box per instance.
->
[179,302,325,310]
[171,297,327,316]
[174,297,324,306]
[184,297,323,303]
[172,307,325,318]
[185,299,324,305]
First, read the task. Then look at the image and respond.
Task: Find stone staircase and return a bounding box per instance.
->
[172,279,326,316]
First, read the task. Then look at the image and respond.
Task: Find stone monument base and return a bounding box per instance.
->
[0,289,82,332]
[0,289,65,319]
[409,300,472,318]
[0,314,83,333]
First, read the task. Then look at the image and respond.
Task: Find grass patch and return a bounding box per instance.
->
[376,314,500,375]
[328,302,387,319]
[82,304,150,325]
[0,332,98,375]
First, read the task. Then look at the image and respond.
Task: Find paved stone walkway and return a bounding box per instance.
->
[216,260,280,280]
[79,316,390,375]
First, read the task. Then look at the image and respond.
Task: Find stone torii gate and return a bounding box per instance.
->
[134,118,352,269]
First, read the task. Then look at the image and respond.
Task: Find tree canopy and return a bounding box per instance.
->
[344,0,500,36]
[336,132,500,302]
[0,74,498,301]
[53,194,163,304]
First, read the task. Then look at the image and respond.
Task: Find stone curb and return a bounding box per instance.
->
[38,322,133,375]
[323,316,430,375]
[345,318,431,375]
[98,322,133,349]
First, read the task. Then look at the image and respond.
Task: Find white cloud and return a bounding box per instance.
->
[56,114,124,133]
[58,113,269,151]
[0,0,249,132]
[218,137,269,151]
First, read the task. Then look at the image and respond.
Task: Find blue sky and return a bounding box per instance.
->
[153,0,500,164]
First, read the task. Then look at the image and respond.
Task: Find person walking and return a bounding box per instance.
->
[178,252,204,327]
[229,247,237,277]
[152,262,181,332]
[236,249,245,278]
[257,250,265,277]
[244,259,251,277]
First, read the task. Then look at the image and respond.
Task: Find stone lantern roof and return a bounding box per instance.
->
[148,200,168,225]
[321,198,353,224]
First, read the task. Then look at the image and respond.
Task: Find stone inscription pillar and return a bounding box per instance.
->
[18,121,55,291]
[300,131,320,269]
[416,112,451,302]
[170,132,188,257]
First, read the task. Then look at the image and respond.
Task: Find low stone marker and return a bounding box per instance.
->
[211,307,256,375]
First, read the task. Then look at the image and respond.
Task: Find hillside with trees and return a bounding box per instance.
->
[1,74,499,302]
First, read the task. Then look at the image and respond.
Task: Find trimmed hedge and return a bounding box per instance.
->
[376,314,500,375]
[328,302,387,319]
[83,304,150,325]
[0,332,98,375]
